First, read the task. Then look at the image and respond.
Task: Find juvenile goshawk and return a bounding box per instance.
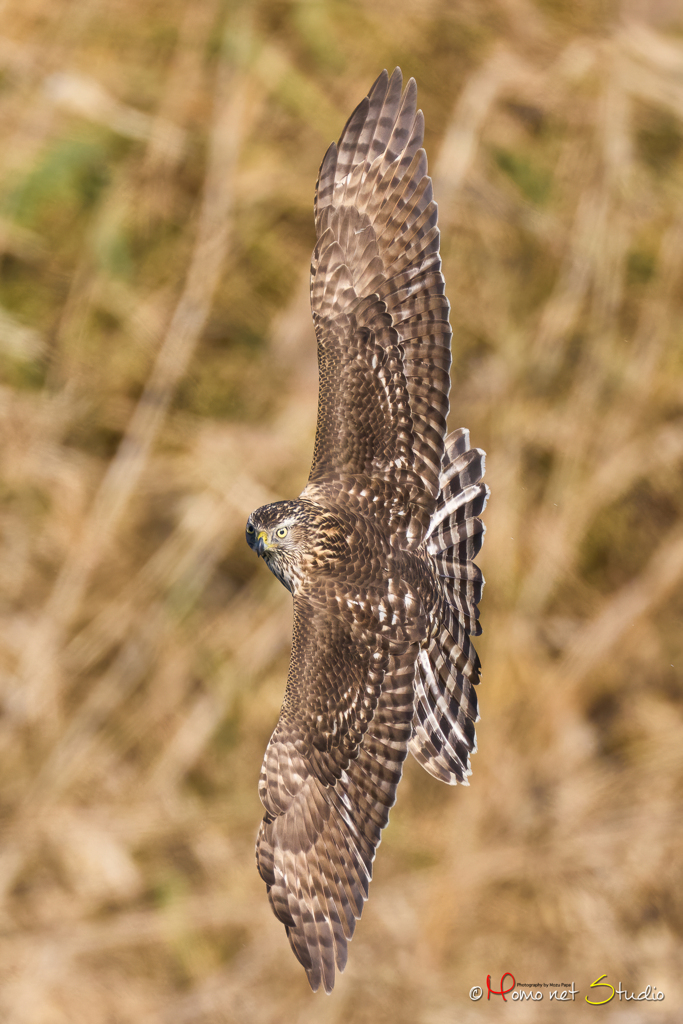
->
[246,68,488,993]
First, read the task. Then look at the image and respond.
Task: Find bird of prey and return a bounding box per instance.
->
[246,68,488,993]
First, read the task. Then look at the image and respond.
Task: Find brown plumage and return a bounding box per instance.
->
[245,68,488,993]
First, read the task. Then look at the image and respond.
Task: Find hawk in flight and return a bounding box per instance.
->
[246,68,488,992]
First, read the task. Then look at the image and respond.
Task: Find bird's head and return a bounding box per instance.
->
[246,499,346,593]
[245,500,310,593]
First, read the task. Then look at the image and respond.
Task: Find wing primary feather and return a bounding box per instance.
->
[384,77,417,166]
[374,67,404,151]
[335,97,370,191]
[314,143,338,228]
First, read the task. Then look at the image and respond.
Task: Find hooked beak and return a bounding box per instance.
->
[256,530,269,558]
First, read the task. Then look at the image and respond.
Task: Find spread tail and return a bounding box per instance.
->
[410,428,489,784]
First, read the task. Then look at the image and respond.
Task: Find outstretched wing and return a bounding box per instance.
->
[303,68,451,543]
[255,590,422,993]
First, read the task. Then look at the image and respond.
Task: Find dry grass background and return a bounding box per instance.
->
[1,0,683,1021]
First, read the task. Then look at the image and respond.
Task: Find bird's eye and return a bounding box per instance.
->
[276,527,288,539]
[246,524,255,534]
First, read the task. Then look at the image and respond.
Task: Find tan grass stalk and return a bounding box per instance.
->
[14,27,259,726]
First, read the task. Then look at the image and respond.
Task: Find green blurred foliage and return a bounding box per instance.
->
[493,146,552,205]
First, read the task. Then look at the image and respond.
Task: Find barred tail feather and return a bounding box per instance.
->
[410,428,488,785]
[425,428,489,634]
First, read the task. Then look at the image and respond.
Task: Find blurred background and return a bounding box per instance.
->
[1,0,682,1021]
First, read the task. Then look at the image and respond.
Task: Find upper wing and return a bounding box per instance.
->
[255,589,421,993]
[304,68,452,540]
